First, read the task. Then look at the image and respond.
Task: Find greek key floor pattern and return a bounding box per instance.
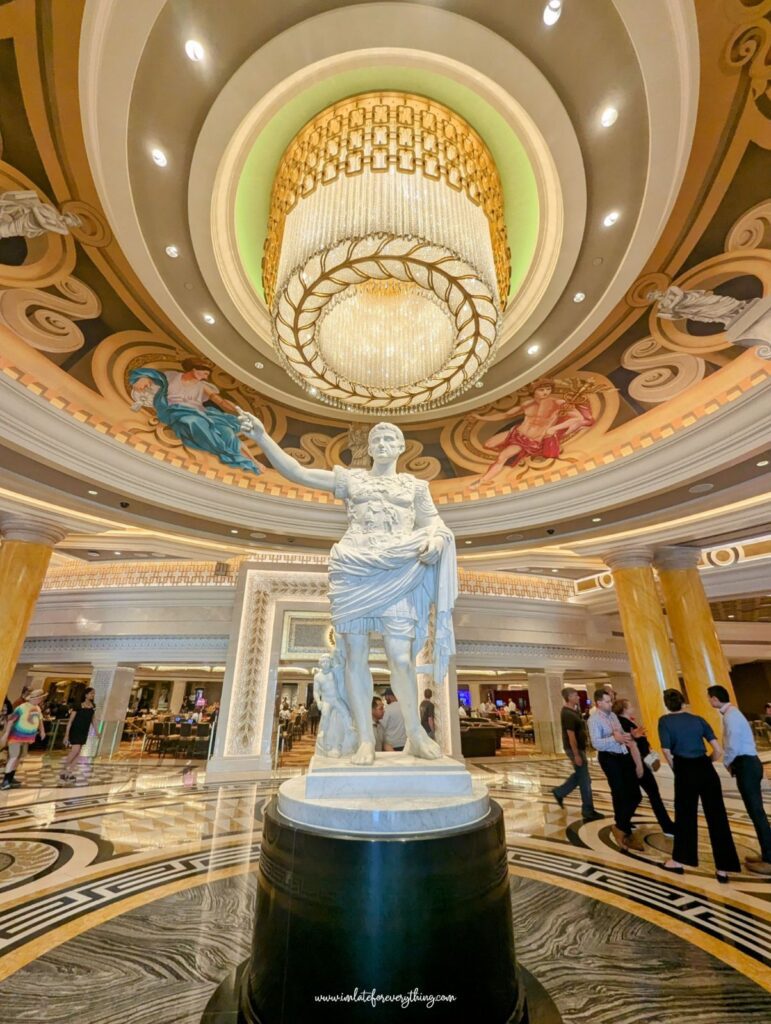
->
[0,753,768,1022]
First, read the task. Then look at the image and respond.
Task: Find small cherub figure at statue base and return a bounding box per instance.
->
[313,652,358,759]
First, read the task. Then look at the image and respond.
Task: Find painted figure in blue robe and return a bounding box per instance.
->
[128,358,261,474]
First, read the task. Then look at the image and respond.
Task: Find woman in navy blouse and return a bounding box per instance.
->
[658,688,739,882]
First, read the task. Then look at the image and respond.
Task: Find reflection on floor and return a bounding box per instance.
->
[0,752,769,1022]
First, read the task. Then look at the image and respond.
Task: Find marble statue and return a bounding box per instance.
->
[647,285,751,327]
[0,190,81,238]
[237,412,457,765]
[313,651,358,758]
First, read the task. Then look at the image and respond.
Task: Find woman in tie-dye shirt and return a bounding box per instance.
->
[1,689,46,790]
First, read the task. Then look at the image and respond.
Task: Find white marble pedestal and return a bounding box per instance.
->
[277,752,489,835]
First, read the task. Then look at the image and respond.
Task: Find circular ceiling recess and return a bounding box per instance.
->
[253,91,507,414]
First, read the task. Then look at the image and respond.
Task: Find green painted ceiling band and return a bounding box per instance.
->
[234,67,541,304]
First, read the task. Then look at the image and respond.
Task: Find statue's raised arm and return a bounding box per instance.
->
[237,408,335,492]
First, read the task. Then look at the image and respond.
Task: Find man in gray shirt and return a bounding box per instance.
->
[708,685,771,874]
[588,689,644,852]
[382,688,407,751]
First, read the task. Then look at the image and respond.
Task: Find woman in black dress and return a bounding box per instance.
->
[60,688,96,781]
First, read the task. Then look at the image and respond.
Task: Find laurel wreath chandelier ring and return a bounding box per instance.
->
[273,233,498,413]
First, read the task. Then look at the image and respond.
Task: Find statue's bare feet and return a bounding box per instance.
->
[405,730,442,760]
[351,741,376,765]
[326,747,341,758]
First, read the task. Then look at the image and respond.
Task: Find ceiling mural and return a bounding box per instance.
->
[0,0,768,515]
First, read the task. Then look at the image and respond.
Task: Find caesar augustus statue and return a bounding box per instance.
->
[238,411,457,765]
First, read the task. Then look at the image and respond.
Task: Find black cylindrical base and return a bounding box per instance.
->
[239,798,525,1023]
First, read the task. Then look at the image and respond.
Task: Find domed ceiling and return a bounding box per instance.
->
[0,0,769,553]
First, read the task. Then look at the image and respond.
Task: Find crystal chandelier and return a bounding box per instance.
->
[264,92,510,414]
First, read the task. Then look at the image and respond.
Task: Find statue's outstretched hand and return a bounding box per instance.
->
[418,535,444,565]
[237,406,265,440]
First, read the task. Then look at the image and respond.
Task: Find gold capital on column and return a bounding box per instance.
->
[0,514,67,702]
[654,546,735,735]
[605,547,679,748]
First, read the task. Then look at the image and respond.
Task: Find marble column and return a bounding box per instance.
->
[0,515,67,703]
[654,546,735,736]
[169,679,188,714]
[605,548,680,750]
[527,670,564,755]
[90,662,136,755]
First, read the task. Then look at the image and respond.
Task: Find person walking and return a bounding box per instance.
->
[0,689,46,790]
[613,697,675,836]
[59,688,97,782]
[307,699,321,737]
[658,688,740,882]
[419,688,436,740]
[588,688,644,851]
[707,685,771,876]
[382,688,407,752]
[551,687,604,823]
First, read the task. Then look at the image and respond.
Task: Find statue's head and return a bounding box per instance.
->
[368,422,406,463]
[319,653,333,671]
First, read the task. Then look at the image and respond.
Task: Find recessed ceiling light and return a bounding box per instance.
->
[308,386,319,397]
[757,459,769,467]
[203,313,216,325]
[87,489,98,496]
[573,291,586,303]
[551,568,559,573]
[688,482,714,494]
[151,148,167,167]
[527,343,540,355]
[230,529,238,535]
[600,106,618,128]
[474,380,484,388]
[505,533,523,542]
[254,361,264,370]
[87,550,100,557]
[464,540,473,545]
[184,39,204,61]
[603,210,620,227]
[543,0,562,26]
[250,531,266,539]
[165,245,180,258]
[727,614,735,619]
[113,551,122,556]
[592,516,602,523]
[592,256,604,266]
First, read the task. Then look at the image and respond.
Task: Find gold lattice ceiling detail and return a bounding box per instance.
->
[262,92,510,307]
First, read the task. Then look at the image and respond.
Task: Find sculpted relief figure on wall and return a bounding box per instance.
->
[647,285,753,327]
[0,190,82,238]
[238,413,457,766]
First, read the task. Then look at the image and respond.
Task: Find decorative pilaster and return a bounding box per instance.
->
[526,669,565,755]
[654,546,736,735]
[89,661,136,755]
[604,548,680,748]
[0,515,67,702]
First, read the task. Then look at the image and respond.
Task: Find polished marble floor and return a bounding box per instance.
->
[0,751,769,1022]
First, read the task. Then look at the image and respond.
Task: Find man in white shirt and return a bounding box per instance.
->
[588,689,644,851]
[708,685,771,874]
[458,703,468,719]
[382,688,407,751]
